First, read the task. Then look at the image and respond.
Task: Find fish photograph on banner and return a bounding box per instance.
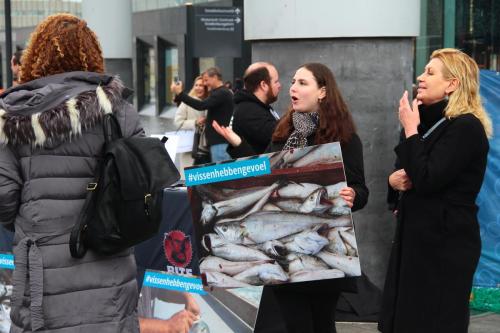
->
[0,253,14,333]
[134,188,263,333]
[185,142,361,288]
[138,269,261,333]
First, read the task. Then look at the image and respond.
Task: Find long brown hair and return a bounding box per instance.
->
[272,63,355,144]
[19,14,104,83]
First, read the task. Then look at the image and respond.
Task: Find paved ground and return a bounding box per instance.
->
[139,111,500,333]
[337,312,500,332]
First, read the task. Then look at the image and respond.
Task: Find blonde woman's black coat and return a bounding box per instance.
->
[378,107,489,333]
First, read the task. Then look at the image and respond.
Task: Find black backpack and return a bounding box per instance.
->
[70,114,180,258]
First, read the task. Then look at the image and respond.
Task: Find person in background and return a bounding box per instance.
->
[233,77,244,94]
[173,76,208,176]
[0,14,141,332]
[171,67,233,162]
[224,80,233,92]
[379,48,492,333]
[10,50,23,86]
[214,62,369,333]
[229,62,281,155]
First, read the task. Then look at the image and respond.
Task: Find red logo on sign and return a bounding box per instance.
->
[163,230,192,268]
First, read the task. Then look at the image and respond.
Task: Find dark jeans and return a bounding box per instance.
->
[255,286,340,333]
[0,226,14,252]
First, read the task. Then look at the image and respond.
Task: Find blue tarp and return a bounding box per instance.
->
[474,70,500,289]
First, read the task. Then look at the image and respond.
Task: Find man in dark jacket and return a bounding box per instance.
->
[232,62,281,154]
[171,67,233,162]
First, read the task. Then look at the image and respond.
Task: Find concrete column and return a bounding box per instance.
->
[245,0,420,291]
[416,0,429,78]
[443,0,456,48]
[82,0,133,91]
[155,36,167,116]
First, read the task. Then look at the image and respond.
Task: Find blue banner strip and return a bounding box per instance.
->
[185,156,271,186]
[0,253,15,269]
[143,270,206,295]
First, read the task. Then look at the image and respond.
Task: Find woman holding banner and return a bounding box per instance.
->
[379,49,492,333]
[213,62,369,333]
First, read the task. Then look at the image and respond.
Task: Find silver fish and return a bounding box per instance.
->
[270,146,318,169]
[203,271,252,288]
[287,254,329,274]
[275,182,322,200]
[339,230,358,256]
[199,256,272,276]
[253,240,287,259]
[293,143,342,167]
[210,243,271,261]
[273,188,332,214]
[215,187,275,224]
[315,251,361,277]
[284,228,329,255]
[214,212,352,244]
[261,203,283,211]
[326,228,348,255]
[325,182,347,199]
[290,269,345,282]
[200,182,281,225]
[299,188,332,213]
[201,233,227,251]
[345,242,358,257]
[327,197,351,216]
[233,263,289,285]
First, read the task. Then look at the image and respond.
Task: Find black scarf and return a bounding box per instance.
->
[282,112,320,150]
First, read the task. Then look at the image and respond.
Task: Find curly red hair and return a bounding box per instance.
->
[19,14,104,83]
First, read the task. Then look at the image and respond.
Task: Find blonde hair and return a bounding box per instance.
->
[430,48,492,137]
[188,76,208,99]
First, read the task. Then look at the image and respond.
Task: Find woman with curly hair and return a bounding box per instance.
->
[0,14,143,332]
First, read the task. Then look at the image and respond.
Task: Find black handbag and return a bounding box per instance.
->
[191,123,210,164]
[70,114,180,258]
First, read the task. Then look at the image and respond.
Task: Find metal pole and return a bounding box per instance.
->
[4,0,13,87]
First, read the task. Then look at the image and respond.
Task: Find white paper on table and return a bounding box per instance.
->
[164,130,194,153]
[150,134,178,161]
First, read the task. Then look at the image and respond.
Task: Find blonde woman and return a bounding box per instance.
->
[173,76,208,174]
[379,48,492,333]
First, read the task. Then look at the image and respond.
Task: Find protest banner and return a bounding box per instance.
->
[186,142,361,288]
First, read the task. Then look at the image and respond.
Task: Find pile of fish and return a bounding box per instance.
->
[197,178,361,288]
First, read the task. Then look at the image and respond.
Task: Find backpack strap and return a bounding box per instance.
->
[69,115,115,258]
[69,161,102,258]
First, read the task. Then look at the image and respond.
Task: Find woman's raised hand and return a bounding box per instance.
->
[398,90,421,138]
[212,120,242,147]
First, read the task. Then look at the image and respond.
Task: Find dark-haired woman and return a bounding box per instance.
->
[214,63,369,333]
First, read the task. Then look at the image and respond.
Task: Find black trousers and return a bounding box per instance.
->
[255,285,340,333]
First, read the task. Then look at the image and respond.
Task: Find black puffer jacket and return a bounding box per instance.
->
[232,89,278,154]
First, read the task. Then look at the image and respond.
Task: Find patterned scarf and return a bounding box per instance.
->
[282,112,320,150]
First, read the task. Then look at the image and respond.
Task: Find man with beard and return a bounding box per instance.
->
[231,62,281,154]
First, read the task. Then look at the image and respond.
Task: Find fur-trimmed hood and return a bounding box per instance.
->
[0,71,131,147]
